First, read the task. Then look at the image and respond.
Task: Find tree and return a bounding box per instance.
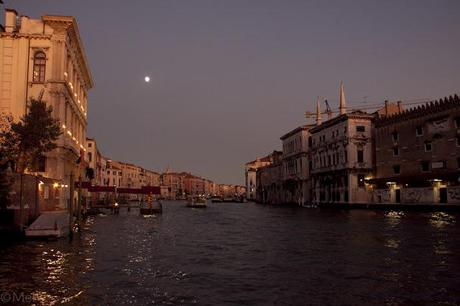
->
[0,113,15,210]
[7,99,62,173]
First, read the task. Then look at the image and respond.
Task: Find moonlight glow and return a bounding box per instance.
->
[144,76,150,83]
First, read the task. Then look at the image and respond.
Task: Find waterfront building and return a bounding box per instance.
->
[184,173,206,196]
[119,162,142,189]
[105,160,122,187]
[280,126,313,205]
[161,171,186,199]
[245,155,273,200]
[256,151,283,204]
[371,95,460,204]
[0,10,93,209]
[310,84,374,204]
[143,169,160,187]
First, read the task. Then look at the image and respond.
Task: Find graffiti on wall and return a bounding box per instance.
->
[374,189,391,203]
[448,187,460,203]
[402,188,432,203]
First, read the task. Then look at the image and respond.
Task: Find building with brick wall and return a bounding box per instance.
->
[371,95,460,204]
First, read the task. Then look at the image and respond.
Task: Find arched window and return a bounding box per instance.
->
[33,52,46,83]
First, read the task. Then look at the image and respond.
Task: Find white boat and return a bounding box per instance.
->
[186,196,208,208]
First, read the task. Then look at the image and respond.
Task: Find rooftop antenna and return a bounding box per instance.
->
[324,99,332,120]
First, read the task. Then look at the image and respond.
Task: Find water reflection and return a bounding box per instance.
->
[384,211,405,227]
[1,204,459,305]
[429,212,456,229]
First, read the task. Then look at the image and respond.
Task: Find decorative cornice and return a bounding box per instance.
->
[310,111,374,134]
[42,15,94,89]
[375,94,460,128]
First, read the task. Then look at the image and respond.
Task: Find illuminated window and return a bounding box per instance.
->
[358,174,365,187]
[33,51,46,83]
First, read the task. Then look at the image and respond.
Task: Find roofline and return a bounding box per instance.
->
[42,15,94,88]
[310,112,374,133]
[280,124,314,140]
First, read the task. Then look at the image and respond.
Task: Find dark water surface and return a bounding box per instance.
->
[1,201,460,305]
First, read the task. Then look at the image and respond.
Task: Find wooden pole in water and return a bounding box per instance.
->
[69,173,74,236]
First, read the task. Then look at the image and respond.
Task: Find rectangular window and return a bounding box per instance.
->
[344,150,348,163]
[393,165,401,175]
[425,142,432,152]
[88,152,92,162]
[416,126,423,136]
[392,131,399,142]
[356,126,365,132]
[455,117,460,128]
[88,143,92,147]
[457,136,460,147]
[358,174,365,187]
[393,147,399,156]
[421,161,430,172]
[357,149,364,163]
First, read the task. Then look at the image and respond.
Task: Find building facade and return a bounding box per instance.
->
[310,85,374,204]
[371,95,460,204]
[0,10,93,209]
[245,155,273,200]
[280,126,312,205]
[256,151,283,204]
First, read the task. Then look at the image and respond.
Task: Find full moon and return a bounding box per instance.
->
[144,76,150,83]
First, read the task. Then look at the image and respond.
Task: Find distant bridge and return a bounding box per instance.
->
[76,182,161,195]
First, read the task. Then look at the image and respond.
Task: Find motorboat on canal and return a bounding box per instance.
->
[210,196,223,203]
[140,200,163,215]
[186,196,208,208]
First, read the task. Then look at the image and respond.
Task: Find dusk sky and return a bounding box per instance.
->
[5,0,460,185]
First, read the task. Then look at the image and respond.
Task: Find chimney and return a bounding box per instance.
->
[339,81,347,115]
[316,96,322,125]
[5,9,18,33]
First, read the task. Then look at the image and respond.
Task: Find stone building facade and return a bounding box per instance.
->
[256,151,283,204]
[0,10,93,209]
[280,125,312,205]
[245,155,273,200]
[310,111,374,204]
[371,95,460,204]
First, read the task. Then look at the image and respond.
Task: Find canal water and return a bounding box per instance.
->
[1,201,459,305]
